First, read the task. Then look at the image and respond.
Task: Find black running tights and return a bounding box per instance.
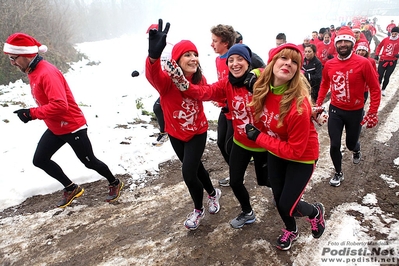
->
[268,153,316,231]
[229,142,269,214]
[153,97,165,133]
[217,112,233,165]
[327,105,363,173]
[169,132,215,210]
[33,128,116,187]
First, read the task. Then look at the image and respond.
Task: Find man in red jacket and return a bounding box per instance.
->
[316,26,381,187]
[4,33,123,208]
[386,20,396,36]
[374,27,399,96]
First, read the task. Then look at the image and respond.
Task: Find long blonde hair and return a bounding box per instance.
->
[249,48,311,127]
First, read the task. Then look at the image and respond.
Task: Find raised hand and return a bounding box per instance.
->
[148,19,170,59]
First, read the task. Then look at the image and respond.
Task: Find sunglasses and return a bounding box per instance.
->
[9,55,20,61]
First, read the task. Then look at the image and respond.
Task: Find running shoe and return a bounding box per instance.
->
[208,188,221,214]
[56,185,84,208]
[307,203,326,238]
[276,229,299,250]
[230,211,256,229]
[218,177,230,187]
[353,151,361,164]
[329,172,344,187]
[184,208,205,230]
[106,179,124,202]
[152,133,169,147]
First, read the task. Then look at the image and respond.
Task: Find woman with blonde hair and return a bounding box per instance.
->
[245,44,326,250]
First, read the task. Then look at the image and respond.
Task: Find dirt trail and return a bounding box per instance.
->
[1,76,399,266]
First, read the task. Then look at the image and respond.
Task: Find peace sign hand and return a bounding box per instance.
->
[148,18,170,59]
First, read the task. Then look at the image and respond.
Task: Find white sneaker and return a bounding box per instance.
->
[329,172,344,187]
[184,208,205,230]
[208,188,221,214]
[382,90,386,96]
[218,177,230,187]
[152,133,168,146]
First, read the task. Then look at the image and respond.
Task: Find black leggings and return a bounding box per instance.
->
[33,129,116,187]
[153,97,165,133]
[229,142,269,213]
[217,112,234,165]
[327,105,363,173]
[268,153,316,231]
[169,132,215,210]
[378,60,397,91]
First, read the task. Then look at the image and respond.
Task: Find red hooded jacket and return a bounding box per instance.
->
[28,60,87,135]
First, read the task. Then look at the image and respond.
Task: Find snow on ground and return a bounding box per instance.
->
[1,30,399,265]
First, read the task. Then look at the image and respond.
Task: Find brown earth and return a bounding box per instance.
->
[1,87,399,265]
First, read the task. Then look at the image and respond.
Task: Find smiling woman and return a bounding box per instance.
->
[145,19,222,231]
[166,43,271,229]
[247,43,325,251]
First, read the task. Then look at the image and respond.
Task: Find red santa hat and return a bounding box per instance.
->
[171,40,198,62]
[146,24,158,34]
[3,33,47,57]
[356,45,369,52]
[334,26,356,45]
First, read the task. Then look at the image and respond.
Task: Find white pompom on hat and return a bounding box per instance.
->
[3,32,47,57]
[334,26,356,45]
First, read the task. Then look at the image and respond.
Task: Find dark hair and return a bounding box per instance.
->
[235,31,243,44]
[276,33,286,41]
[211,24,236,49]
[191,65,204,85]
[305,43,317,53]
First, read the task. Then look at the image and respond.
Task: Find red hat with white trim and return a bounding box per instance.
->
[3,33,47,57]
[146,24,158,34]
[356,45,369,52]
[334,26,356,45]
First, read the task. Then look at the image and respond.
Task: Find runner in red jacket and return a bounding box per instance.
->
[316,26,381,187]
[4,32,123,208]
[316,32,336,66]
[374,27,399,96]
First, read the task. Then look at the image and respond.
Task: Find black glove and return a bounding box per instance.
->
[395,54,399,58]
[374,55,379,61]
[245,123,261,141]
[14,109,32,123]
[221,104,229,113]
[148,19,170,59]
[131,70,139,77]
[243,69,261,93]
[327,54,334,59]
